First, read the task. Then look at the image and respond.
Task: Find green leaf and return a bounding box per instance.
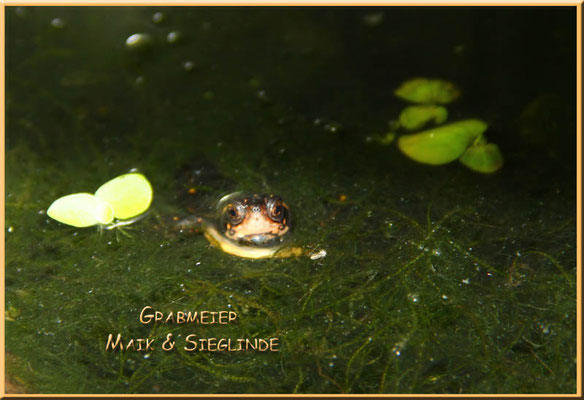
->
[394,78,461,104]
[459,143,504,174]
[397,119,488,165]
[94,173,153,220]
[47,193,114,227]
[398,105,448,131]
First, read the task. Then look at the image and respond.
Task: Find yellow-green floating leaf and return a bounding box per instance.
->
[94,172,153,220]
[47,193,115,227]
[459,143,503,174]
[398,105,448,131]
[397,119,488,165]
[394,78,461,104]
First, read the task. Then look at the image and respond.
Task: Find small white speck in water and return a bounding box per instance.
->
[183,61,195,71]
[152,12,164,24]
[50,18,65,28]
[408,293,420,304]
[167,31,181,43]
[125,33,151,48]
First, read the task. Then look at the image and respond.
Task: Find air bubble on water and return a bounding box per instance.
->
[227,304,232,308]
[195,261,201,266]
[167,31,181,43]
[126,33,151,48]
[462,278,470,285]
[441,294,448,300]
[408,293,420,304]
[183,61,195,71]
[328,362,334,367]
[362,12,384,27]
[256,90,269,102]
[324,122,342,134]
[50,18,65,28]
[432,248,442,256]
[144,353,151,359]
[152,12,164,24]
[7,226,14,233]
[392,344,403,356]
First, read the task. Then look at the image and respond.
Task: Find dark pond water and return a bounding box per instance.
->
[4,6,577,394]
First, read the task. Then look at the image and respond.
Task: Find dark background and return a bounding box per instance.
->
[4,6,577,394]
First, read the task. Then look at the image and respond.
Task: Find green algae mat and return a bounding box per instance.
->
[4,6,578,394]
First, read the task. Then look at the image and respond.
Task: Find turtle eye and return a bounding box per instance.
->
[225,204,243,224]
[268,199,285,222]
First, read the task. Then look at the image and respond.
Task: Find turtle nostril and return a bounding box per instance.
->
[252,206,260,213]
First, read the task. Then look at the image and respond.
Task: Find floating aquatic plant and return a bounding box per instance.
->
[459,143,504,174]
[397,119,487,165]
[398,105,448,131]
[394,78,460,104]
[47,172,153,228]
